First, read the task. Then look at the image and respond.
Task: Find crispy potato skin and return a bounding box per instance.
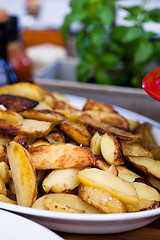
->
[28,143,95,170]
[0,95,38,112]
[58,120,91,147]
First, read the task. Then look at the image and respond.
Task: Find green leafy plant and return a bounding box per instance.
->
[61,0,160,87]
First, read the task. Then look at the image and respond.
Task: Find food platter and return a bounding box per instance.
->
[0,94,160,234]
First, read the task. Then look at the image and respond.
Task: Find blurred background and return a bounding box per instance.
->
[1,0,160,87]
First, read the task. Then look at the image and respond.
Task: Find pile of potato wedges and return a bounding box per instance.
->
[0,82,160,214]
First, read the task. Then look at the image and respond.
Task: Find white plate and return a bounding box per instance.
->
[0,94,160,234]
[0,209,63,240]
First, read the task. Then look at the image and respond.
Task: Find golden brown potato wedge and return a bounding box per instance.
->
[135,123,157,146]
[145,145,160,160]
[79,114,139,142]
[0,176,7,196]
[7,141,37,207]
[84,110,129,129]
[126,182,160,212]
[107,164,118,176]
[28,143,95,170]
[34,101,53,110]
[0,145,4,159]
[126,156,160,180]
[101,133,124,165]
[0,109,23,123]
[34,193,101,213]
[0,162,10,184]
[59,120,92,146]
[0,119,53,138]
[127,119,140,131]
[121,142,153,157]
[83,99,116,113]
[95,156,110,170]
[117,166,141,182]
[42,168,81,193]
[0,134,11,146]
[30,139,50,148]
[77,168,139,204]
[0,194,16,204]
[147,175,160,191]
[0,95,38,112]
[90,132,102,155]
[55,109,83,122]
[0,82,45,101]
[45,131,66,144]
[54,101,76,111]
[78,184,127,213]
[22,109,66,122]
[51,92,69,104]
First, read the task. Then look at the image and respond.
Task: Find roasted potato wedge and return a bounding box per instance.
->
[95,156,110,170]
[0,109,23,123]
[34,101,53,110]
[83,99,116,113]
[42,168,81,193]
[126,156,160,180]
[45,131,66,144]
[22,109,66,122]
[101,133,124,165]
[0,95,38,112]
[135,123,157,146]
[79,114,139,142]
[77,168,139,204]
[78,184,127,213]
[7,141,37,207]
[126,182,160,212]
[32,193,101,213]
[0,119,53,138]
[0,176,7,196]
[0,194,16,204]
[90,132,102,155]
[58,120,91,146]
[28,143,95,170]
[0,162,10,184]
[117,166,141,182]
[147,175,160,191]
[121,142,153,157]
[85,110,129,129]
[0,82,45,101]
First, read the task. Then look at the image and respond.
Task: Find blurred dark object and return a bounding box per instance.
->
[0,10,18,86]
[7,16,33,82]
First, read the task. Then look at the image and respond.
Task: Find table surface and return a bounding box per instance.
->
[57,217,160,240]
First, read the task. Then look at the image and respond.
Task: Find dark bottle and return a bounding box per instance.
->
[0,11,18,86]
[7,16,33,82]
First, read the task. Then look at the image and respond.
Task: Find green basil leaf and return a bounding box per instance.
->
[96,3,114,26]
[122,26,144,43]
[90,26,106,47]
[147,9,160,23]
[95,69,111,85]
[76,62,91,83]
[99,53,119,69]
[134,41,153,64]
